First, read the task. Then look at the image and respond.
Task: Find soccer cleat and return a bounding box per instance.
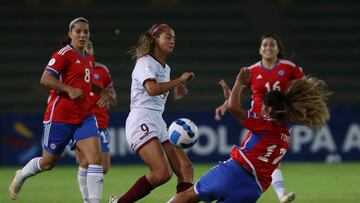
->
[9,170,24,200]
[108,195,120,203]
[280,192,296,203]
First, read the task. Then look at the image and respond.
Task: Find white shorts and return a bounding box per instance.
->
[125,108,168,152]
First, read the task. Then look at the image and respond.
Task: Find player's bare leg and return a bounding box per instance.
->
[109,139,172,203]
[9,150,60,200]
[76,148,90,203]
[76,146,110,203]
[76,136,103,203]
[163,142,194,193]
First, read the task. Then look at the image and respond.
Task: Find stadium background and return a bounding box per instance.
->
[0,0,359,202]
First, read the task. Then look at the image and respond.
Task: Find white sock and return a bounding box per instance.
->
[19,157,42,182]
[87,164,103,203]
[271,168,286,200]
[78,167,90,203]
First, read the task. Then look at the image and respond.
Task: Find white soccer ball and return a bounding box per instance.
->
[168,118,199,149]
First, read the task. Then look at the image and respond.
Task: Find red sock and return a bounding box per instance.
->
[176,182,194,193]
[117,176,153,203]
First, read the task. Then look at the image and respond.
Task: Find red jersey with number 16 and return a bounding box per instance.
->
[230,111,290,192]
[248,59,304,113]
[91,62,113,129]
[43,45,95,124]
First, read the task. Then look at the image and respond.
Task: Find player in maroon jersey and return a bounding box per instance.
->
[215,34,304,203]
[168,68,331,203]
[9,18,104,203]
[74,40,117,203]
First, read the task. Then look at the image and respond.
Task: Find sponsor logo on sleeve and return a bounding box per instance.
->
[94,73,100,79]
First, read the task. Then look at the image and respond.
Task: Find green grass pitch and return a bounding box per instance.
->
[1,163,360,203]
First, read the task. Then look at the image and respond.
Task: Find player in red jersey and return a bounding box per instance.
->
[9,18,104,203]
[215,34,304,203]
[168,68,331,203]
[74,40,117,203]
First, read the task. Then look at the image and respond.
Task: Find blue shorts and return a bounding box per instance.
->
[195,159,261,203]
[68,128,110,152]
[99,128,110,152]
[42,115,99,155]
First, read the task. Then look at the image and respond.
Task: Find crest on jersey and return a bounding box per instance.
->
[144,66,151,71]
[48,58,56,66]
[50,143,57,150]
[278,70,284,76]
[94,73,100,79]
[256,74,263,80]
[89,61,93,67]
[76,59,81,64]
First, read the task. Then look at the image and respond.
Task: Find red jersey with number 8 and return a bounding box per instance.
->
[230,111,290,192]
[43,45,95,124]
[248,59,304,113]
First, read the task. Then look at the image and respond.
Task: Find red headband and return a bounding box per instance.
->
[149,24,170,36]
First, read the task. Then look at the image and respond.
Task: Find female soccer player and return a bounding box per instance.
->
[75,40,117,203]
[169,68,331,203]
[9,17,104,203]
[215,34,304,203]
[108,24,195,203]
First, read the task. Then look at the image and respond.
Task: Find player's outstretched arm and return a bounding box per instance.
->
[214,79,232,121]
[227,68,249,124]
[144,72,195,96]
[214,100,228,121]
[219,79,231,99]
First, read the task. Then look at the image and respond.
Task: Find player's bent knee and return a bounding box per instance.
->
[40,162,56,171]
[78,159,89,168]
[161,168,173,182]
[86,153,102,165]
[154,167,173,184]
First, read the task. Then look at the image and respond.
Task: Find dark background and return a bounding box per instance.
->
[1,0,359,112]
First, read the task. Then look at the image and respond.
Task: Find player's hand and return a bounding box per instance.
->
[236,67,250,85]
[97,89,117,108]
[214,100,228,121]
[218,79,231,99]
[97,98,111,109]
[108,89,118,106]
[180,72,195,83]
[173,83,188,100]
[67,87,83,100]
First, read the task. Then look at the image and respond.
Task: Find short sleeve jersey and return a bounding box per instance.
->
[248,59,304,113]
[230,111,290,192]
[91,62,113,129]
[129,55,170,112]
[43,45,95,124]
